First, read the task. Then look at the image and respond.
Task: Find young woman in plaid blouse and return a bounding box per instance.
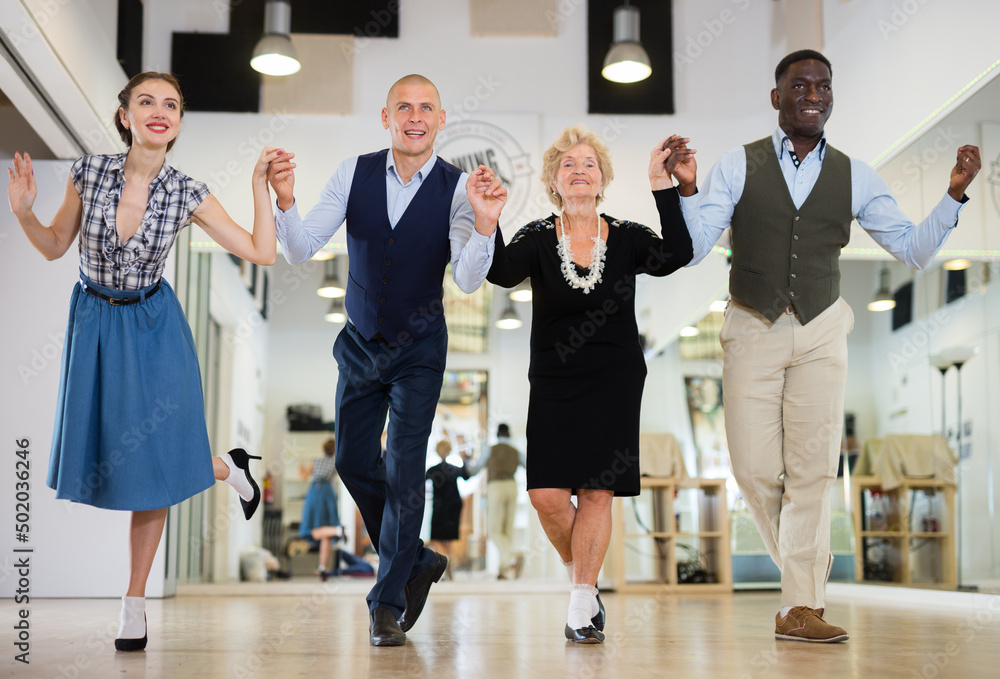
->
[7,72,289,652]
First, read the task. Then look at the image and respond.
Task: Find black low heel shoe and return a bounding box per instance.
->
[115,614,147,652]
[592,593,606,631]
[564,624,605,644]
[227,448,262,520]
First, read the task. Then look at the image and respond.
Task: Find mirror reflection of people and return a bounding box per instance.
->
[267,74,504,646]
[299,438,343,580]
[668,50,981,643]
[7,72,281,652]
[478,125,693,643]
[466,423,526,579]
[425,439,471,580]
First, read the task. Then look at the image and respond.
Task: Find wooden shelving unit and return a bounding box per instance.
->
[851,476,956,587]
[611,477,732,593]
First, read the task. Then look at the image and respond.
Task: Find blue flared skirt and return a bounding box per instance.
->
[299,481,340,536]
[45,275,215,511]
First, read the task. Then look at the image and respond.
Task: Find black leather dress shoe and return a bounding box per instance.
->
[564,624,605,644]
[370,607,406,646]
[398,552,448,632]
[115,614,147,652]
[592,593,605,631]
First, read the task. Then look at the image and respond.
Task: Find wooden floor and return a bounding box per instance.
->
[5,579,999,678]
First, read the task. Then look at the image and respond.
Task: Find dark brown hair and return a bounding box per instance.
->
[113,72,185,152]
[323,438,335,457]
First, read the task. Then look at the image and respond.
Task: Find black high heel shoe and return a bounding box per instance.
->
[226,448,262,520]
[115,614,147,652]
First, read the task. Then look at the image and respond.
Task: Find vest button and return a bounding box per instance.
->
[794,216,800,221]
[790,273,797,278]
[387,238,395,245]
[385,259,391,266]
[789,291,796,297]
[379,297,386,304]
[378,316,385,323]
[792,254,798,259]
[382,278,389,284]
[793,235,799,240]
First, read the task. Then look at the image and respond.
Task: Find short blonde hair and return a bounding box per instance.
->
[541,125,614,209]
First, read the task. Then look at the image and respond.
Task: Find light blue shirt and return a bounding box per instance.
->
[679,127,967,268]
[275,151,496,293]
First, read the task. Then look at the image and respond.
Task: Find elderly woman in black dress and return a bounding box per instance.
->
[472,126,693,643]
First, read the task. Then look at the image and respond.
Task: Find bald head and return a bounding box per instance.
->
[386,74,440,108]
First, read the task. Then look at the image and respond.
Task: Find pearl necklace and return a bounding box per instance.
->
[557,212,607,294]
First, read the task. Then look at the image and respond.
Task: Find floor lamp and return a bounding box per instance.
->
[937,346,978,590]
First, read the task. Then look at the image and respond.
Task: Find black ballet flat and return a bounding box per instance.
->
[564,624,605,644]
[115,614,147,652]
[227,448,262,520]
[592,593,606,631]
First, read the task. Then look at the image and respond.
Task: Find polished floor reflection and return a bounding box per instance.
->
[5,580,999,678]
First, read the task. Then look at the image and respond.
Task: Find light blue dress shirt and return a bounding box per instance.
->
[275,150,496,293]
[680,127,967,268]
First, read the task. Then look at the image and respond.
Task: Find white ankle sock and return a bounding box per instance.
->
[591,589,601,618]
[221,453,254,501]
[118,596,146,639]
[567,584,598,630]
[562,559,574,582]
[779,606,794,618]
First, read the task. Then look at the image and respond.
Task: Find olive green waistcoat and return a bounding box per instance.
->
[487,443,520,481]
[729,137,853,324]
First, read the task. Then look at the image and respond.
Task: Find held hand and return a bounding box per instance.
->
[266,148,297,211]
[7,152,37,218]
[466,165,506,228]
[949,145,981,202]
[254,146,288,184]
[664,135,697,196]
[648,137,674,191]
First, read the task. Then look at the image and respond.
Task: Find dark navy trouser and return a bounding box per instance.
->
[333,321,445,615]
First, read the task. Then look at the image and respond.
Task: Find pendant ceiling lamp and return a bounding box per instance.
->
[251,1,301,76]
[602,2,652,84]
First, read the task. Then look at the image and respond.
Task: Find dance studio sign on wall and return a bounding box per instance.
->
[436,118,539,226]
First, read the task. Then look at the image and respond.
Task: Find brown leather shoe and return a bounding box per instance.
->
[775,606,849,643]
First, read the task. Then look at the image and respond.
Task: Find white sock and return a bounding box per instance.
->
[118,596,146,639]
[567,584,598,630]
[562,559,574,582]
[778,606,794,618]
[591,588,601,618]
[221,453,254,502]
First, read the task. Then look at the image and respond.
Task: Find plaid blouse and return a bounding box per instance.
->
[72,153,210,290]
[311,455,337,483]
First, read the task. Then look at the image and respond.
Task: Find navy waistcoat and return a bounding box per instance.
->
[344,150,461,346]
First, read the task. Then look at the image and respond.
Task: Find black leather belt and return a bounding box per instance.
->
[83,280,161,305]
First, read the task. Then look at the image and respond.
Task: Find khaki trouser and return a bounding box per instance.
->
[721,297,854,608]
[487,479,518,574]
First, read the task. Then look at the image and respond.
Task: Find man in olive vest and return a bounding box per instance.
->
[468,423,526,578]
[661,50,981,642]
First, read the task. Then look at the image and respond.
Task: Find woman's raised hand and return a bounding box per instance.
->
[8,152,37,218]
[261,147,296,211]
[466,165,506,234]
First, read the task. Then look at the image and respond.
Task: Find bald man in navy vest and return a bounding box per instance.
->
[268,74,506,646]
[662,50,981,643]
